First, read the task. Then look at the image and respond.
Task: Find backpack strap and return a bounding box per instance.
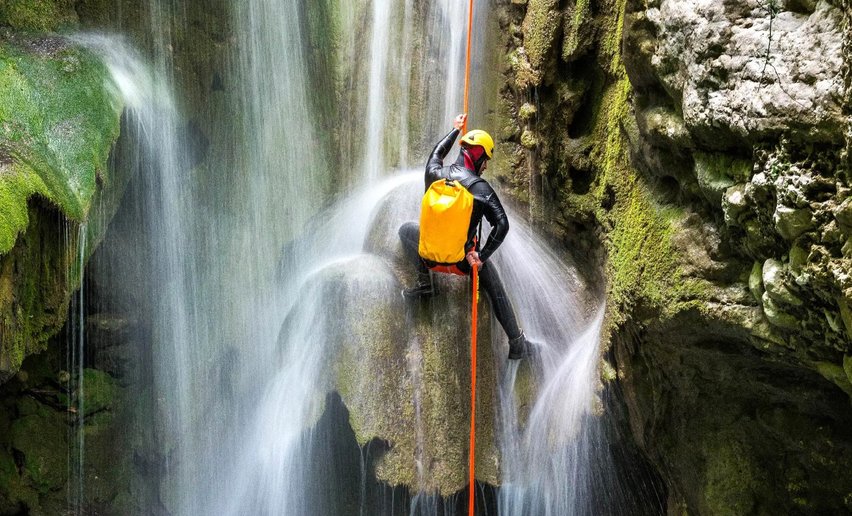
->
[451,168,484,191]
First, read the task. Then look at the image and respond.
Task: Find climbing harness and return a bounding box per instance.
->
[463,1,476,513]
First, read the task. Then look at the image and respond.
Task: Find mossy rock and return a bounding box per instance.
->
[520,0,561,81]
[0,39,123,381]
[316,253,501,495]
[10,402,68,494]
[80,368,120,416]
[0,0,78,32]
[701,433,759,515]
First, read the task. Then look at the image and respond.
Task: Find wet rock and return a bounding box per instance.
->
[835,197,852,234]
[722,183,748,227]
[748,262,764,302]
[694,153,736,204]
[773,204,813,240]
[287,243,502,495]
[10,400,68,494]
[762,259,802,307]
[761,292,799,329]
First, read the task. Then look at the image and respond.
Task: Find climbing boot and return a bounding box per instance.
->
[403,272,438,299]
[508,332,539,360]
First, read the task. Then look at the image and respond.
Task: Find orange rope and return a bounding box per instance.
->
[464,1,476,514]
[462,0,474,134]
[469,262,478,516]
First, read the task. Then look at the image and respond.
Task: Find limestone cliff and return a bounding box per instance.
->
[493,0,851,512]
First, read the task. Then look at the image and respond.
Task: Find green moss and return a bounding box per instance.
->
[0,0,73,32]
[10,404,67,493]
[0,41,123,380]
[601,0,627,75]
[81,368,120,416]
[521,0,561,71]
[702,436,758,515]
[0,43,121,252]
[562,0,589,61]
[587,75,702,325]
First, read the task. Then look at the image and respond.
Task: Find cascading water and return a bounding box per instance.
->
[79,0,656,514]
[363,0,393,179]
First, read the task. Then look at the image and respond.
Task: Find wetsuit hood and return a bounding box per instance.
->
[456,146,488,175]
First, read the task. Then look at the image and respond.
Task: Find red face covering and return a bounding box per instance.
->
[463,145,486,172]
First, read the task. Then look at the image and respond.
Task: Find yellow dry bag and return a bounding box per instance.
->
[418,179,475,264]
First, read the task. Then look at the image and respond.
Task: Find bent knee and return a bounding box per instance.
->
[398,221,419,240]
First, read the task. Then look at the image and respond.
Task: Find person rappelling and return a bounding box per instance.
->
[398,113,540,360]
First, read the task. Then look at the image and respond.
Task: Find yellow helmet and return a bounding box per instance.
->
[460,129,494,158]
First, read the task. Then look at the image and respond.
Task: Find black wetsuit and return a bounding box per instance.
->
[398,128,522,340]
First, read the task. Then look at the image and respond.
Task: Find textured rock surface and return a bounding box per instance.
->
[493,0,852,512]
[0,331,149,515]
[328,255,500,495]
[0,34,124,382]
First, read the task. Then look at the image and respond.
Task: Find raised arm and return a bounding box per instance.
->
[425,114,467,187]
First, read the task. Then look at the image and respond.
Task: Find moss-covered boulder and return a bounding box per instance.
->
[0,37,123,382]
[285,249,500,496]
[334,258,500,495]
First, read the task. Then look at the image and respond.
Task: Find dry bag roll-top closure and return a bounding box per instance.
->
[419,178,475,264]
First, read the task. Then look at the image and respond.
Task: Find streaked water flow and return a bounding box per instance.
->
[81,0,628,514]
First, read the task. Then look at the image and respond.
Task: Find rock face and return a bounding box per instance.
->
[493,0,852,512]
[0,34,125,382]
[328,255,500,495]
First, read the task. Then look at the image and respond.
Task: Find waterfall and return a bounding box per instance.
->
[363,0,393,179]
[78,0,643,514]
[78,33,207,514]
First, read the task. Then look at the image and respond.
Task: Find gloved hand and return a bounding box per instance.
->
[453,113,467,131]
[465,250,482,268]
